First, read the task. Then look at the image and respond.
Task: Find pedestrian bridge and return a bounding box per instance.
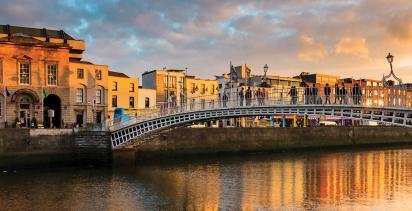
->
[109,87,412,149]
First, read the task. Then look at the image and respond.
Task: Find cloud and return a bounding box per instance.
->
[1,0,412,82]
[298,35,328,62]
[335,37,369,59]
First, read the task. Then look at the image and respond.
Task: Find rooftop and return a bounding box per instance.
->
[0,24,76,40]
[109,71,129,78]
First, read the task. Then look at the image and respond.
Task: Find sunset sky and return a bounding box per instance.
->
[1,0,412,81]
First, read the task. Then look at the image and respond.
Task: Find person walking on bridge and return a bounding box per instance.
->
[239,88,245,106]
[341,82,348,104]
[245,87,252,106]
[352,83,362,105]
[324,83,331,104]
[334,84,340,104]
[304,84,310,104]
[311,83,318,104]
[289,86,297,104]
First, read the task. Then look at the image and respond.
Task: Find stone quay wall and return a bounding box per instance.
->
[0,129,111,169]
[131,127,412,160]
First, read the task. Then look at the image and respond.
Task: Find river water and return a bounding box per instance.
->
[1,148,412,210]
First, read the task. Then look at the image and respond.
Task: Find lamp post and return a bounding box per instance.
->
[263,64,268,86]
[386,53,394,74]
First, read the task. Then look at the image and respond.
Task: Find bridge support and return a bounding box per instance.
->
[74,131,112,165]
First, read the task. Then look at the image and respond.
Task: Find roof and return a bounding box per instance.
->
[0,24,76,40]
[69,58,93,64]
[109,71,129,78]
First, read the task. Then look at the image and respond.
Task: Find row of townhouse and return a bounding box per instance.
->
[0,24,156,128]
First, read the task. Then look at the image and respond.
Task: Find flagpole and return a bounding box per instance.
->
[3,85,7,127]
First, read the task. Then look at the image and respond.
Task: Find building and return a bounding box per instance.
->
[107,71,138,118]
[185,75,219,98]
[0,24,108,128]
[137,86,156,110]
[300,72,340,86]
[142,68,185,106]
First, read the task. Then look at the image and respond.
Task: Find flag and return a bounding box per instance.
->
[230,61,238,81]
[43,88,48,97]
[3,86,10,97]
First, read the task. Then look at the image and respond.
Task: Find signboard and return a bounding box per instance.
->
[48,109,55,118]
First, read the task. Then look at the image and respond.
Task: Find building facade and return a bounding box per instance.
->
[142,68,185,106]
[108,71,138,118]
[0,24,108,128]
[137,87,156,110]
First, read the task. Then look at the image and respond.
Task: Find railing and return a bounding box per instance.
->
[107,85,412,131]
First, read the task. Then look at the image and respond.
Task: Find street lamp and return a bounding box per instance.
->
[262,64,268,86]
[386,53,394,73]
[383,52,402,87]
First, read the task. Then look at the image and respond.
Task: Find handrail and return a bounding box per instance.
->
[108,85,412,131]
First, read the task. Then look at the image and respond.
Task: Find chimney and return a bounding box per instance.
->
[42,28,50,42]
[5,24,11,41]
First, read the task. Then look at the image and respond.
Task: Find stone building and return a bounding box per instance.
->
[107,71,138,118]
[0,24,108,128]
[142,68,185,105]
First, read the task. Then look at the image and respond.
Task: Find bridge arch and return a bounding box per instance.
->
[110,105,412,148]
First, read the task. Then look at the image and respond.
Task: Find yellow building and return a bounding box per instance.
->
[108,71,138,119]
[0,24,108,128]
[184,76,219,107]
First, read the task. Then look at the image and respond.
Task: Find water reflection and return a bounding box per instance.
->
[0,148,411,210]
[132,149,412,210]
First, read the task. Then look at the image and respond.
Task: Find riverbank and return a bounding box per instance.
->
[128,127,412,161]
[1,127,412,169]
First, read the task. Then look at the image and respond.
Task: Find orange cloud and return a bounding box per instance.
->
[335,37,369,59]
[298,34,327,62]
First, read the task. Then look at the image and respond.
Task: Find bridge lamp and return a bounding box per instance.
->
[386,53,393,64]
[263,64,268,84]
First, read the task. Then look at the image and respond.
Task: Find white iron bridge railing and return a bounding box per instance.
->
[108,85,412,131]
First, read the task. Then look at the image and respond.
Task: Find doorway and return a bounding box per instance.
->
[43,94,61,128]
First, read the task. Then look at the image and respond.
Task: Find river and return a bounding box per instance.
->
[0,148,411,210]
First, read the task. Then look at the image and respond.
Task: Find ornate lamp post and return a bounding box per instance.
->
[383,53,402,87]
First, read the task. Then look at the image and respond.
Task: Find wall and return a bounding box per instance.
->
[132,127,412,160]
[0,129,112,169]
[0,129,75,168]
[137,88,156,109]
[107,75,138,117]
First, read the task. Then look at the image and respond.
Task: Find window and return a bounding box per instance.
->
[164,75,177,88]
[77,69,84,79]
[19,63,30,84]
[129,97,135,108]
[145,97,150,108]
[95,70,102,80]
[47,64,58,85]
[201,84,206,94]
[76,88,84,103]
[112,95,117,107]
[95,89,102,104]
[212,84,215,94]
[112,81,117,91]
[191,83,196,93]
[130,83,135,92]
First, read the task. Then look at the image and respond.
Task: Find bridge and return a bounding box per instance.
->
[108,86,412,149]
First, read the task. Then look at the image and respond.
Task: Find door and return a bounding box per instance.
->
[76,111,84,127]
[96,111,102,124]
[19,104,30,128]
